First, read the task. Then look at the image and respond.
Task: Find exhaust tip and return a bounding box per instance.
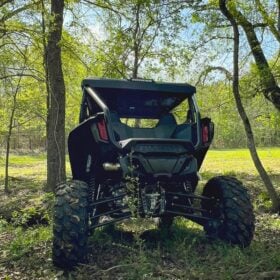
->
[103,162,121,171]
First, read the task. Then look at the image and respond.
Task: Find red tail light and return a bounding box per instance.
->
[97,119,108,141]
[202,125,209,144]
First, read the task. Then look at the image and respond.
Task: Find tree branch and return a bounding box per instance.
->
[225,0,280,110]
[195,66,232,86]
[82,0,127,19]
[0,1,40,24]
[0,73,44,82]
[255,0,280,43]
[0,0,13,8]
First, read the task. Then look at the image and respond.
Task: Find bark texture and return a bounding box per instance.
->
[46,0,66,192]
[227,1,280,110]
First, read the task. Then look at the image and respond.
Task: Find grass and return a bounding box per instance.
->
[0,148,279,279]
[201,147,280,175]
[0,154,71,183]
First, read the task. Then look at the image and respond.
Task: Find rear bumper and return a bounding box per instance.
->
[119,138,194,153]
[118,139,197,180]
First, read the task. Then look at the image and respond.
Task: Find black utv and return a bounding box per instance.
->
[52,78,255,269]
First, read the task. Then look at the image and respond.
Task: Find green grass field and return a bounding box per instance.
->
[0,148,280,279]
[201,148,280,175]
[1,147,279,179]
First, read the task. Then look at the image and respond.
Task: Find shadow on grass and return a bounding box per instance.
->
[0,176,52,227]
[87,219,208,262]
[77,214,280,280]
[0,175,44,195]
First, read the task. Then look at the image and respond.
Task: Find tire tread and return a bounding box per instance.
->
[202,176,255,247]
[52,180,89,269]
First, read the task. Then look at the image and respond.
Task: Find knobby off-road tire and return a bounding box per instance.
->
[201,176,255,247]
[53,180,89,269]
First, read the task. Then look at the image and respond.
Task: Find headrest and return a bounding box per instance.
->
[157,113,177,126]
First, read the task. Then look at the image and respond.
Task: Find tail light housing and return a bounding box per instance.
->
[201,118,214,145]
[202,125,209,144]
[97,119,109,141]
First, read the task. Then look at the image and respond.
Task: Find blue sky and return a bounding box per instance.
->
[63,1,279,83]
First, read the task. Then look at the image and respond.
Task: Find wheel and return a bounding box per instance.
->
[52,180,89,269]
[201,176,255,247]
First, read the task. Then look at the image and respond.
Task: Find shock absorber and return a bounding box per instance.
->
[88,175,95,204]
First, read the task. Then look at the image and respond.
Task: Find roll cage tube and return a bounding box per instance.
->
[191,96,202,148]
[84,86,122,149]
[83,85,202,149]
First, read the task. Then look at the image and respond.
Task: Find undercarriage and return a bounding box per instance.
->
[87,178,214,231]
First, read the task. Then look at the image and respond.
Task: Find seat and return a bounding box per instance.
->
[110,112,177,141]
[154,113,177,138]
[110,112,132,140]
[157,113,177,126]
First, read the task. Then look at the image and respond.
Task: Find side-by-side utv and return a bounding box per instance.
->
[52,78,255,269]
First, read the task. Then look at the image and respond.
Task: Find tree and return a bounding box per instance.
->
[45,0,66,191]
[84,0,190,80]
[0,1,45,192]
[84,0,190,126]
[185,0,280,110]
[226,0,280,111]
[219,0,280,212]
[3,71,24,193]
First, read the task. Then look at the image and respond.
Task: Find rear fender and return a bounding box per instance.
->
[68,115,119,181]
[68,117,98,180]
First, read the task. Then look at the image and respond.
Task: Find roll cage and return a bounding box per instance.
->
[79,78,202,149]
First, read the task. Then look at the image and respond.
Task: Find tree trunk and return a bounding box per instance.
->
[5,100,15,193]
[41,0,49,154]
[4,73,23,193]
[228,1,280,110]
[132,2,141,128]
[45,0,66,192]
[255,0,280,43]
[41,0,50,113]
[277,0,280,33]
[219,0,280,212]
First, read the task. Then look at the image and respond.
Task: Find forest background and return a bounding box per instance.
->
[0,0,280,279]
[1,0,279,154]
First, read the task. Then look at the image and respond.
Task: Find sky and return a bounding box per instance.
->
[63,1,280,84]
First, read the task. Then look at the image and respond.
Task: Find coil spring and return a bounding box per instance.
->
[88,175,95,206]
